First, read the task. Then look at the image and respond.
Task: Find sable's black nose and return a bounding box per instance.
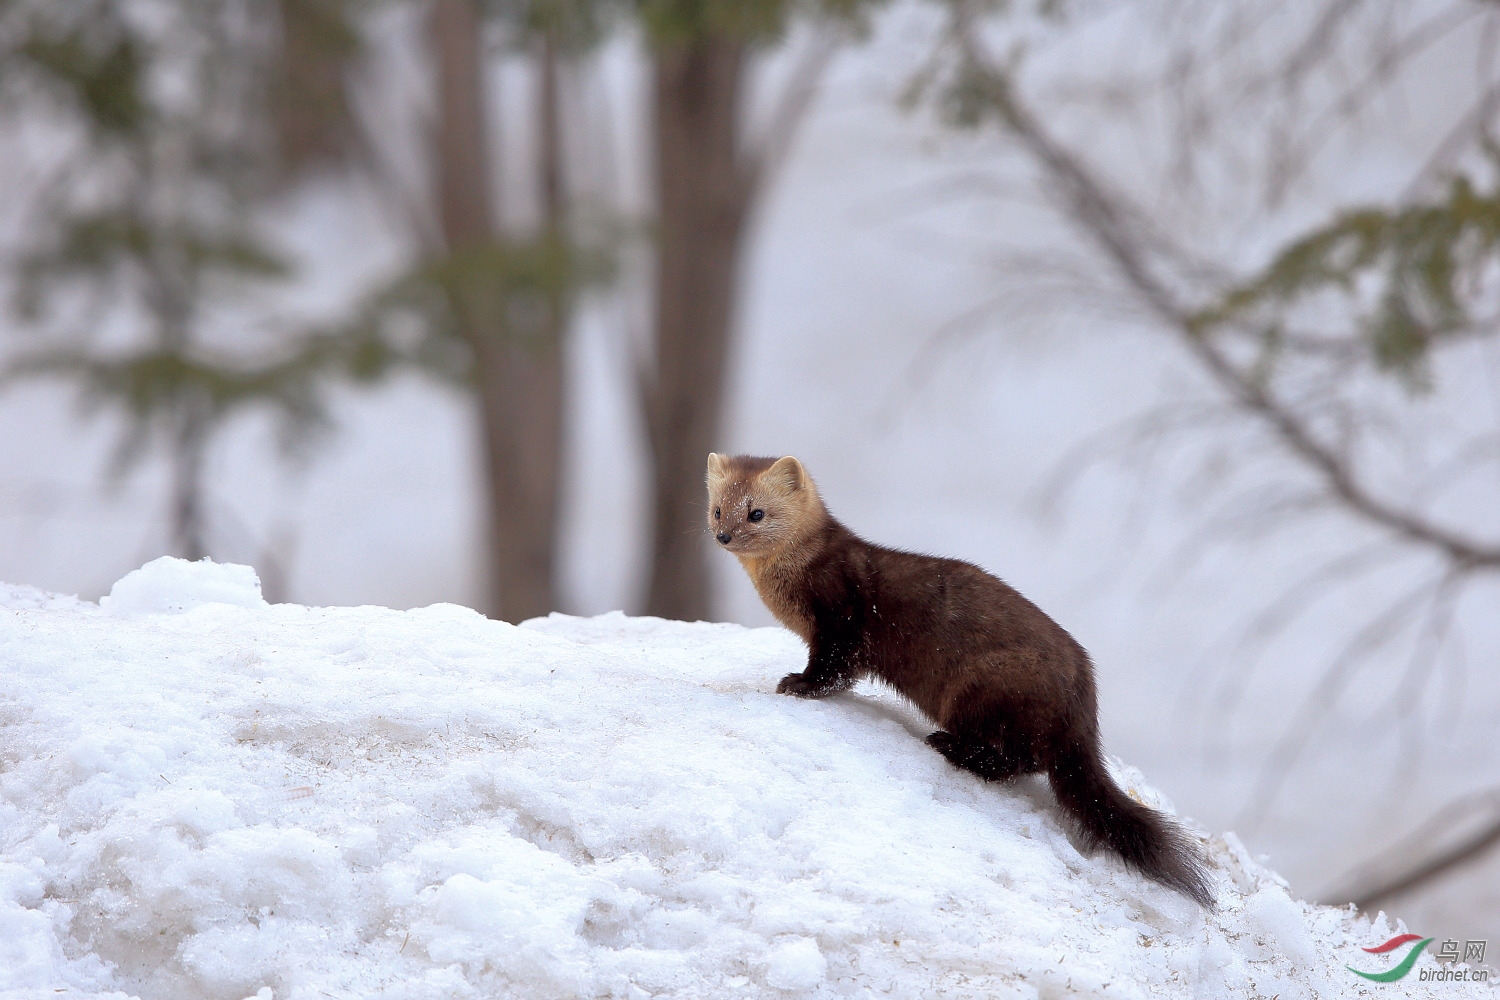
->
[716,532,732,545]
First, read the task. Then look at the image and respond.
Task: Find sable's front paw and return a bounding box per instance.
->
[925,730,957,754]
[776,672,816,697]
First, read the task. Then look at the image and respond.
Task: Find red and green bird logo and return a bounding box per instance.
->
[1347,934,1432,983]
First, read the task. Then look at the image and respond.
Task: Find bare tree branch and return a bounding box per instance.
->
[1236,572,1450,829]
[741,23,843,195]
[1197,541,1408,718]
[1324,787,1500,909]
[1353,819,1500,909]
[1250,1,1486,200]
[1279,0,1366,88]
[947,5,1500,573]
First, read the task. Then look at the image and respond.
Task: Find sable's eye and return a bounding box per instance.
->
[713,507,720,519]
[749,509,765,522]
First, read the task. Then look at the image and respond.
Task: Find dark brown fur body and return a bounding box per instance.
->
[707,453,1214,907]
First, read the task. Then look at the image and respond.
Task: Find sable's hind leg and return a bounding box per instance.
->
[926,730,1028,782]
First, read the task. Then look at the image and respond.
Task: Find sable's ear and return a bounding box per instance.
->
[706,452,730,488]
[765,455,805,493]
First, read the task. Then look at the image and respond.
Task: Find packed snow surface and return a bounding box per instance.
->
[0,558,1487,998]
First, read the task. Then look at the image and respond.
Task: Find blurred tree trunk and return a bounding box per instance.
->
[168,393,211,561]
[270,0,357,177]
[431,0,562,622]
[643,34,753,622]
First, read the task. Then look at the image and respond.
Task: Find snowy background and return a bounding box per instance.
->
[1,0,1498,974]
[2,557,1485,998]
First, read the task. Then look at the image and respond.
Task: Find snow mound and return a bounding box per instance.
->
[99,556,268,615]
[0,560,1488,999]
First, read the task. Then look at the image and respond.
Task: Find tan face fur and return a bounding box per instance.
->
[706,454,823,559]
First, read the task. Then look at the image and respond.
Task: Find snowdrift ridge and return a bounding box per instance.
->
[0,558,1486,998]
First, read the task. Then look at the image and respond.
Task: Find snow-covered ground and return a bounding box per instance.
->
[2,559,1488,999]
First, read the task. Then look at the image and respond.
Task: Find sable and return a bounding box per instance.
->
[706,452,1214,908]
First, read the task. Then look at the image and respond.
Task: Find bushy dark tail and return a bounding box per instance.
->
[1048,734,1215,908]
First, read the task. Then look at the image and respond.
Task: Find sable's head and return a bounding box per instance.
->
[706,453,821,556]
